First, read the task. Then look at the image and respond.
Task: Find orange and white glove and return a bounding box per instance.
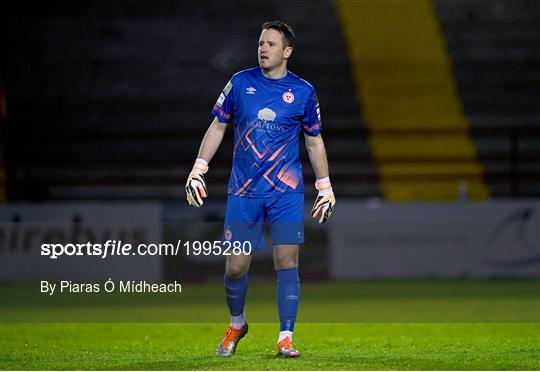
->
[311,177,336,224]
[185,158,209,208]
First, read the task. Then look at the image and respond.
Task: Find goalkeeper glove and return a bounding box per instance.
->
[185,158,209,208]
[311,177,335,224]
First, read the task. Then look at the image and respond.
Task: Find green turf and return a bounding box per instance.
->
[1,280,539,370]
[1,323,539,370]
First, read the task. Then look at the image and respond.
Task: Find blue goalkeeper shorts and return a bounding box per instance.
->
[223,193,305,251]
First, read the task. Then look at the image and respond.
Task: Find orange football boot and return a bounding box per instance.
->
[277,336,301,358]
[216,324,248,356]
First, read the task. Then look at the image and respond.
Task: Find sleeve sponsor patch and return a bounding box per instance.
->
[223,80,233,96]
[215,80,233,108]
[216,92,226,107]
[314,94,321,122]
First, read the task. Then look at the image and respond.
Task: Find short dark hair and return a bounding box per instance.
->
[261,20,295,48]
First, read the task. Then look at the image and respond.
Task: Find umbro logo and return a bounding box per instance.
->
[246,87,256,95]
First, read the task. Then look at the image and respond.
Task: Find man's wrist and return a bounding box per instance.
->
[192,158,209,174]
[315,177,332,195]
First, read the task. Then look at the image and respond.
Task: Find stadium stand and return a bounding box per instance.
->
[0,83,7,202]
[4,1,374,201]
[3,0,539,201]
[337,0,490,201]
[434,0,540,197]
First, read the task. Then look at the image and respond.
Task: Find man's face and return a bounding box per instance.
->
[258,28,292,71]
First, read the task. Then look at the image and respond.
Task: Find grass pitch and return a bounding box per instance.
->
[1,280,539,370]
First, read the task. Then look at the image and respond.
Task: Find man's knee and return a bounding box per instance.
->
[273,245,299,270]
[225,256,251,278]
[226,264,248,278]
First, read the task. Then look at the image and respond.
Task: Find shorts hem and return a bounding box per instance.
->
[271,240,305,246]
[227,191,304,199]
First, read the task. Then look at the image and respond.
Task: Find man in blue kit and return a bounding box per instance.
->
[185,21,335,358]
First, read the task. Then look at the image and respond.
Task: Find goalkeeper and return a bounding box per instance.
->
[185,20,335,358]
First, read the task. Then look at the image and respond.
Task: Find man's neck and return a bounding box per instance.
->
[261,64,287,80]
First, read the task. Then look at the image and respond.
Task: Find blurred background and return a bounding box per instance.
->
[1,0,539,293]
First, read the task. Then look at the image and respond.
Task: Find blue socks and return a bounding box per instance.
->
[224,273,248,317]
[276,267,300,332]
[224,268,300,333]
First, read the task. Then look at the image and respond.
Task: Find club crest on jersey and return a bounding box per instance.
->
[282,91,295,103]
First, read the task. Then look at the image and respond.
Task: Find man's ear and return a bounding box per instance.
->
[284,46,293,59]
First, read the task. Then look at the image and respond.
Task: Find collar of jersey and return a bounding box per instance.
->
[258,67,290,83]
